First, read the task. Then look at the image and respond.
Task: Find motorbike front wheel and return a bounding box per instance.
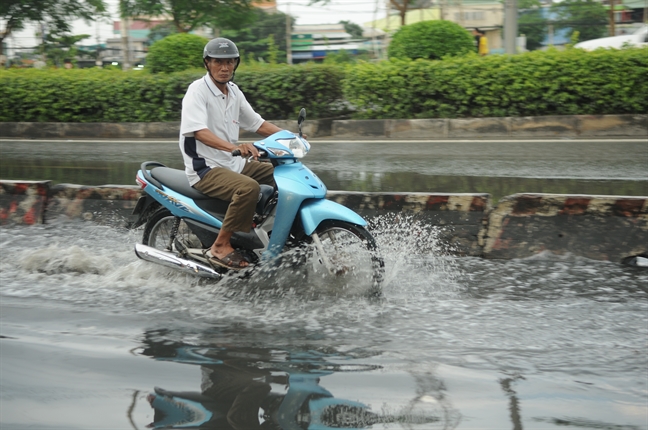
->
[304,220,384,297]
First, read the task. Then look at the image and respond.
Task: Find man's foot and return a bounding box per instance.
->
[204,249,249,271]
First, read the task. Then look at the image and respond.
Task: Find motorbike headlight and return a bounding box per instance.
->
[276,137,310,158]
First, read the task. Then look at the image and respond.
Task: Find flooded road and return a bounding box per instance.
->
[1,218,647,429]
[1,138,647,202]
[1,137,647,429]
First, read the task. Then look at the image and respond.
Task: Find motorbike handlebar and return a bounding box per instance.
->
[232,148,267,158]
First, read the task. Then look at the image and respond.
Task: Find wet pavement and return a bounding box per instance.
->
[1,138,647,203]
[1,137,647,429]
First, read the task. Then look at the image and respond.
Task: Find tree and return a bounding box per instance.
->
[120,0,259,34]
[388,0,434,26]
[146,22,177,47]
[42,33,91,66]
[388,20,474,60]
[550,0,608,42]
[340,20,364,39]
[311,0,432,26]
[146,32,208,73]
[221,8,293,63]
[518,0,546,51]
[0,0,107,57]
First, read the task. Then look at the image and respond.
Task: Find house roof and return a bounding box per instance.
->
[622,0,648,8]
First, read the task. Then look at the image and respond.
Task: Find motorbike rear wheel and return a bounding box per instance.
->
[304,220,384,297]
[142,208,203,252]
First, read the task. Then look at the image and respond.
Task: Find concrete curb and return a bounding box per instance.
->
[327,191,490,257]
[483,193,648,262]
[2,180,646,262]
[0,180,50,225]
[1,114,646,139]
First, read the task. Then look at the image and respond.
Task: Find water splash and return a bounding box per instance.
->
[368,212,463,297]
[19,244,113,275]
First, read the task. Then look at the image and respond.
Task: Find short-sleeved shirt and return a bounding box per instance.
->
[179,74,265,186]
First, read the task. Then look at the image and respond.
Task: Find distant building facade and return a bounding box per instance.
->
[291,24,366,62]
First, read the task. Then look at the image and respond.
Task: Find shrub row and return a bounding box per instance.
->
[1,47,646,123]
[0,64,346,123]
[343,47,648,119]
[0,68,197,123]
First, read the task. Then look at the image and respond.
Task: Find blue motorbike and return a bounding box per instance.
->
[131,109,383,295]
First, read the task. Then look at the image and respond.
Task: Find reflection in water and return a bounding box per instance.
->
[1,157,646,205]
[316,171,648,204]
[138,329,454,429]
[499,374,524,430]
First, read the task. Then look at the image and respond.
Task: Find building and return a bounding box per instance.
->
[291,24,367,62]
[364,0,505,52]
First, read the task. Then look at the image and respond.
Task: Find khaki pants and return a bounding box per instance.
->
[194,161,274,233]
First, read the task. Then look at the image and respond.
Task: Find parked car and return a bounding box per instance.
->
[574,25,648,50]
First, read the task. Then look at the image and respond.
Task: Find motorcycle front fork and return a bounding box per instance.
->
[311,231,336,274]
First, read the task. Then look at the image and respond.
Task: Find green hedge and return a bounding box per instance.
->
[0,63,347,122]
[343,47,648,119]
[0,68,199,122]
[1,48,646,122]
[236,63,347,119]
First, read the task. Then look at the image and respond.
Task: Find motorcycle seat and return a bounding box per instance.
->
[151,167,210,200]
[151,166,275,215]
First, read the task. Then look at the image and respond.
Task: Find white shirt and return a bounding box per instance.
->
[179,74,265,186]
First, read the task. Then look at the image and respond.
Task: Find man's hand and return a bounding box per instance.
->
[236,142,260,160]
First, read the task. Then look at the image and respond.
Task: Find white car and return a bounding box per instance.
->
[574,25,648,50]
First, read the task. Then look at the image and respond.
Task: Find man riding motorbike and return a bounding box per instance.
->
[179,37,283,270]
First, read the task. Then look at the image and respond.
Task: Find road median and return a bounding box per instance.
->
[1,114,646,140]
[2,180,646,264]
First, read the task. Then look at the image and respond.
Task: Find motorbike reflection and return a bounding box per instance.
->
[139,331,441,429]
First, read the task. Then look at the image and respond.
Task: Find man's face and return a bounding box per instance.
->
[207,58,236,82]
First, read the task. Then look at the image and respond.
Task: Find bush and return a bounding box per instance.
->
[236,63,349,119]
[388,20,475,60]
[146,33,209,74]
[0,68,202,122]
[0,64,348,122]
[343,47,648,119]
[1,48,646,123]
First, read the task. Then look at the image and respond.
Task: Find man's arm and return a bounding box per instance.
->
[256,121,282,137]
[195,127,268,159]
[194,128,238,152]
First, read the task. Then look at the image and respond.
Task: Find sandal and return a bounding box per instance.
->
[204,250,249,271]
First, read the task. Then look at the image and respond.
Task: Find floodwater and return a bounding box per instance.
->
[1,137,648,429]
[1,138,647,202]
[1,218,647,429]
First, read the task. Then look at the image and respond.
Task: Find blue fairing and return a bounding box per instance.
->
[300,199,367,235]
[140,173,222,228]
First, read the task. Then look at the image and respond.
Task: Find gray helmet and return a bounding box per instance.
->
[203,38,240,60]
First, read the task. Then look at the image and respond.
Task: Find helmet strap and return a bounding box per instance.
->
[204,58,238,85]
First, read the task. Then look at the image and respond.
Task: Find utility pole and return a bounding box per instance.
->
[285,5,292,65]
[120,16,132,70]
[609,0,616,36]
[385,0,391,59]
[504,0,518,54]
[95,20,102,67]
[457,0,464,27]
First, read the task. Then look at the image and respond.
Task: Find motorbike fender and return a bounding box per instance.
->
[300,199,367,235]
[129,194,160,229]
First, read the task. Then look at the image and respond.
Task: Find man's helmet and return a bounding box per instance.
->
[203,38,240,72]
